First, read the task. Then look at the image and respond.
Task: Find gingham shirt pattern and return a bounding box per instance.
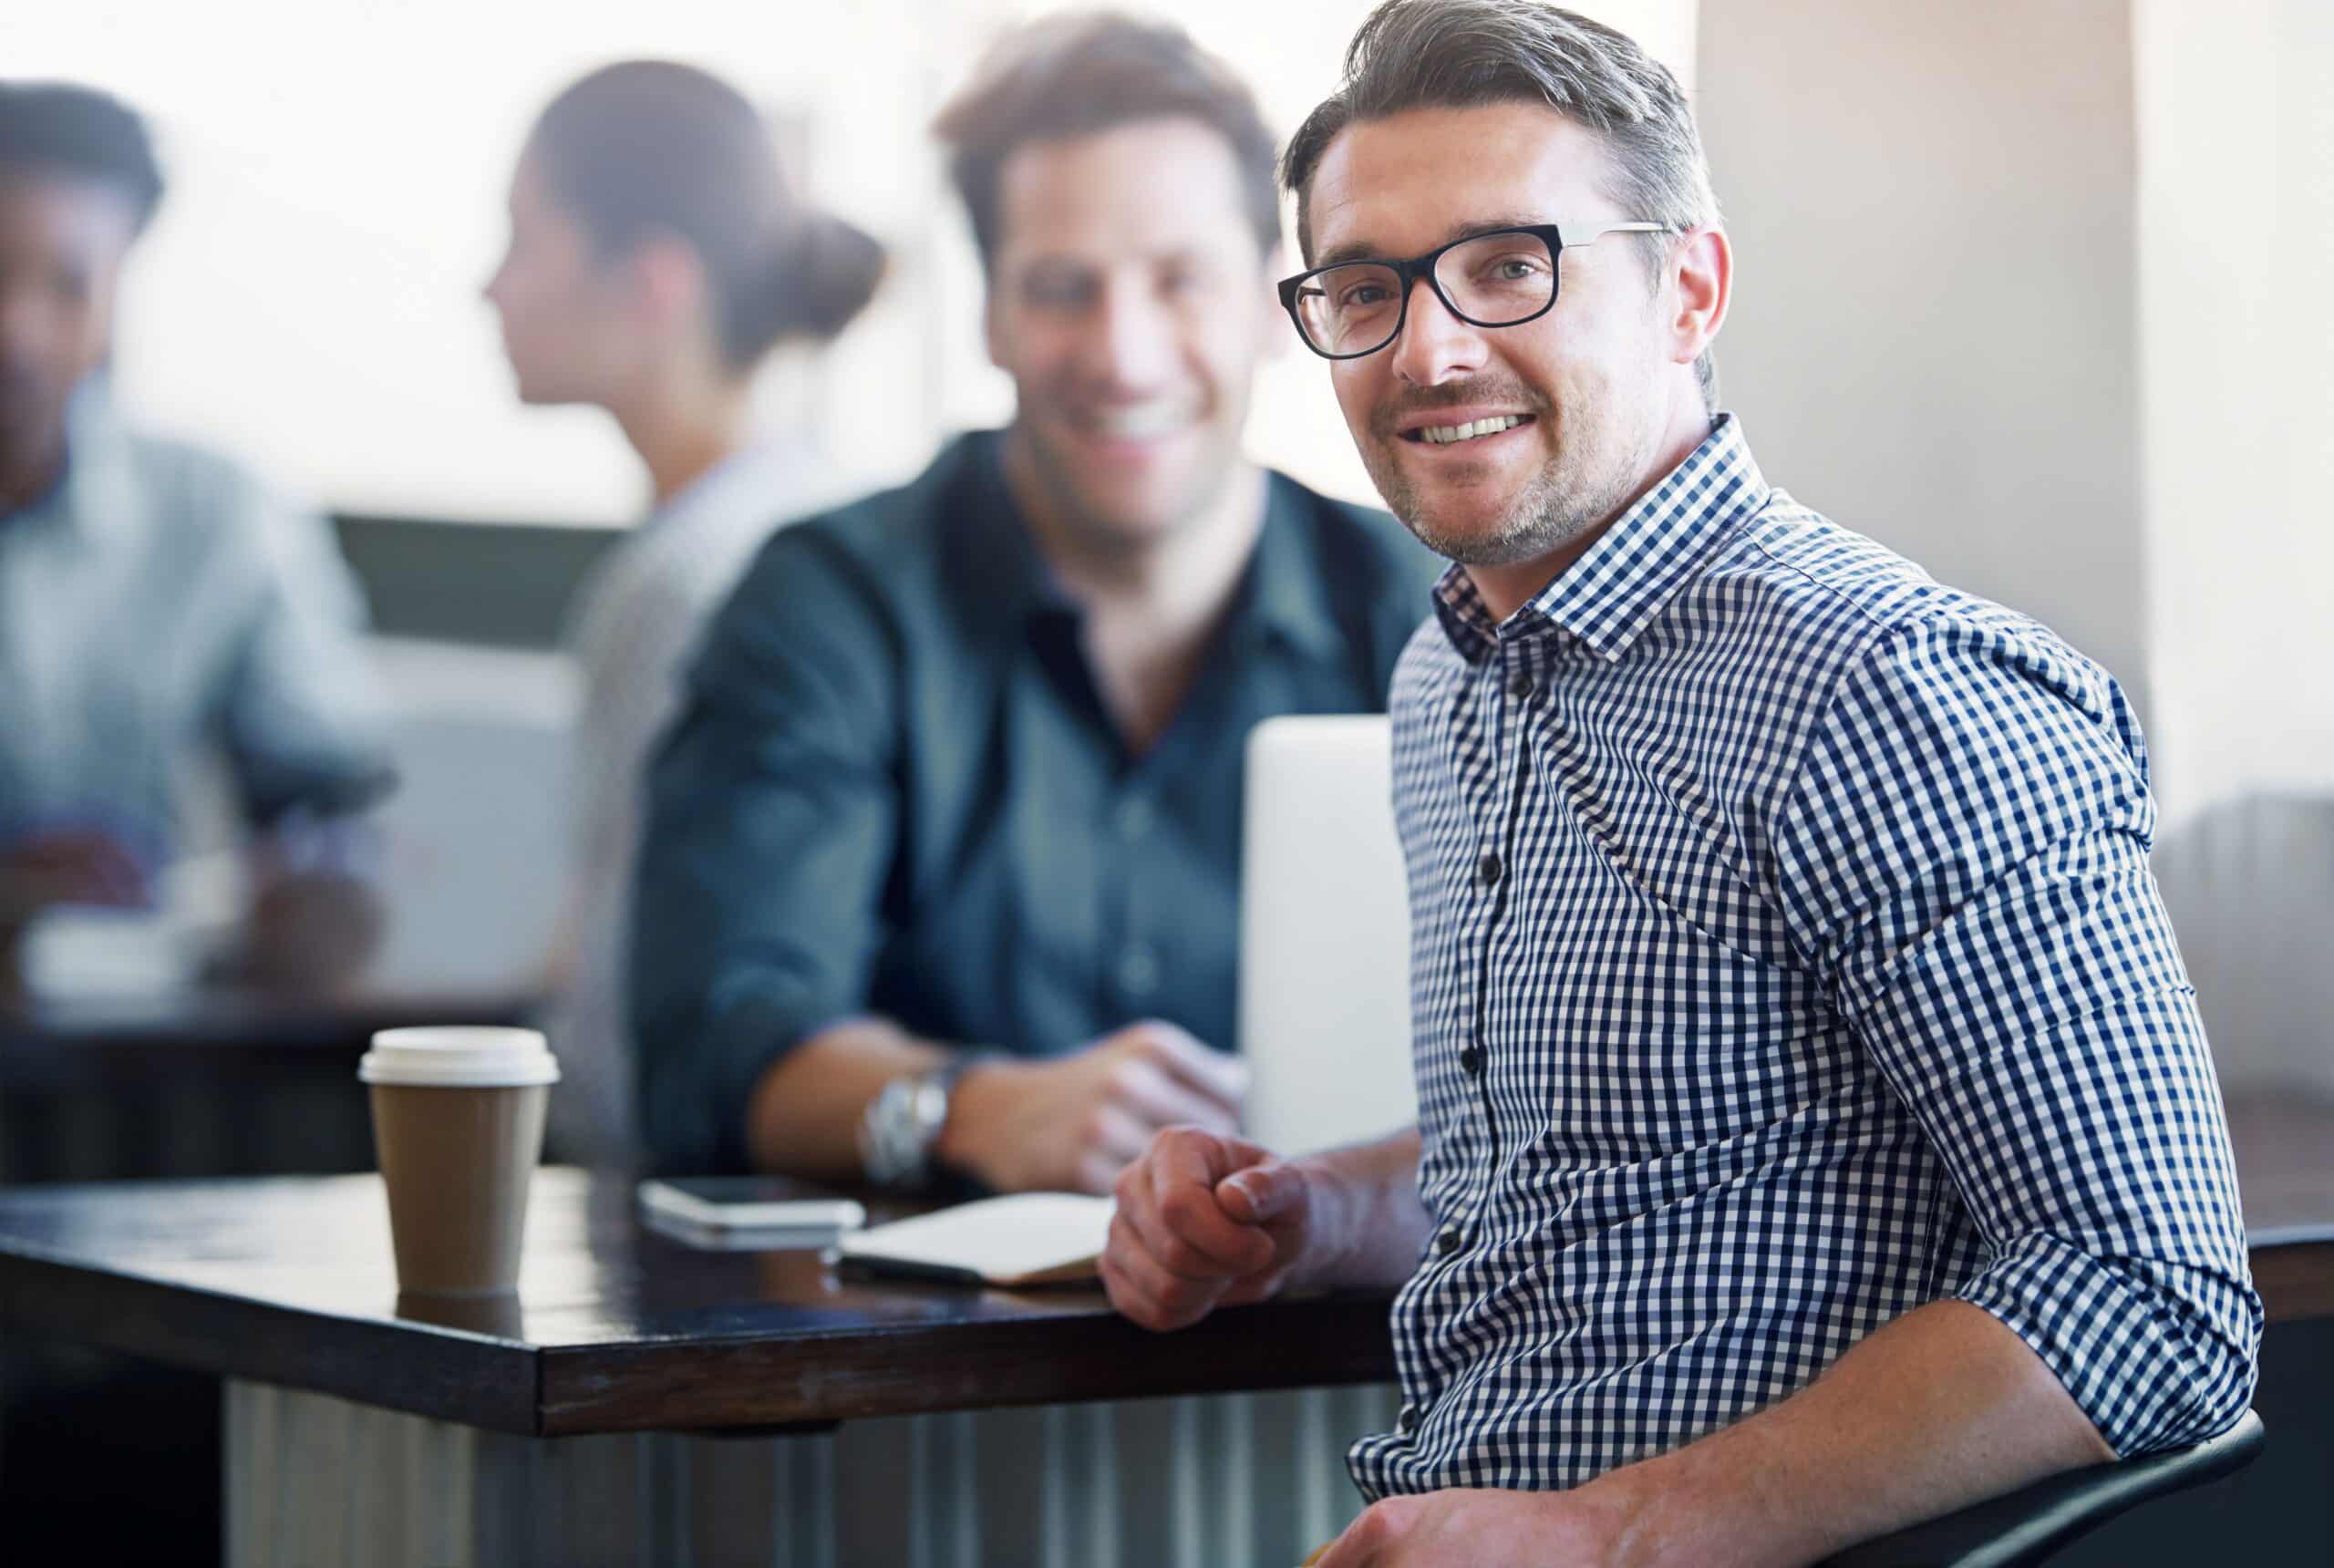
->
[1349,415,2261,1500]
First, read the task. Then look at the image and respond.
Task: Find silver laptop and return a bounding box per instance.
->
[1238,715,1418,1156]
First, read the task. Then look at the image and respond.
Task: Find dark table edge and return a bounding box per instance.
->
[2257,1239,2334,1326]
[0,1246,539,1435]
[3,1239,2325,1439]
[0,988,539,1090]
[534,1292,1401,1436]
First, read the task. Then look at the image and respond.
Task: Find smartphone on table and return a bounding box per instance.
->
[636,1176,866,1250]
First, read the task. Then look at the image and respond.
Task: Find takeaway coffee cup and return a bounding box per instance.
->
[360,1026,559,1296]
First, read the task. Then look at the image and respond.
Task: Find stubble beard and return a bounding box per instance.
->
[1362,407,1640,572]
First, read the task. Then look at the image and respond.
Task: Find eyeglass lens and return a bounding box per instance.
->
[1293,229,1558,356]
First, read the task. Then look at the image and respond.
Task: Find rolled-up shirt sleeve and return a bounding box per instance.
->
[629,528,901,1174]
[1770,614,2262,1458]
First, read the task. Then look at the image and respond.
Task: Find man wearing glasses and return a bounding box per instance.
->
[631,15,1436,1187]
[1103,3,2259,1563]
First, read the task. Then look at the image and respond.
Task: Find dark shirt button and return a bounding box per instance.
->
[1397,1405,1421,1434]
[1507,672,1535,700]
[1476,851,1503,887]
[1459,1046,1484,1078]
[1434,1225,1464,1256]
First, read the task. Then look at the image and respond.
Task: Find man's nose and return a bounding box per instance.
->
[1386,274,1487,388]
[1077,277,1177,390]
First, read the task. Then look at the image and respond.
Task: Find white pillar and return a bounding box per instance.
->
[1699,0,2334,1091]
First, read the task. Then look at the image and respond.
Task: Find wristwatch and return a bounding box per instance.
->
[857,1056,977,1189]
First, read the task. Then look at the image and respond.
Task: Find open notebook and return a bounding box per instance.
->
[831,1193,1115,1286]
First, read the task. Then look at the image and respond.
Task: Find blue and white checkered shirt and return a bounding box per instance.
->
[1350,414,2261,1500]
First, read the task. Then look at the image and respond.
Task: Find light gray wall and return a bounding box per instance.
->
[1696,0,2150,719]
[1697,1,2329,1093]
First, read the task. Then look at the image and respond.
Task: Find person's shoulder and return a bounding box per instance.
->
[1719,493,2128,744]
[730,436,981,597]
[79,418,354,610]
[1708,492,1945,634]
[706,435,999,675]
[101,418,308,540]
[108,418,254,492]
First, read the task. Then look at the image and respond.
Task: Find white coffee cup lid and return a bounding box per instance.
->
[360,1026,561,1088]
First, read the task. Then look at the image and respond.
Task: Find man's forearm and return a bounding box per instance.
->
[1581,1298,2114,1567]
[1290,1127,1430,1293]
[743,1018,952,1179]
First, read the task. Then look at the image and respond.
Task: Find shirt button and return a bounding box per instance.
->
[1507,672,1535,700]
[1458,1046,1484,1078]
[1114,797,1154,841]
[1476,851,1503,887]
[1397,1405,1421,1434]
[1117,945,1161,997]
[1434,1225,1464,1257]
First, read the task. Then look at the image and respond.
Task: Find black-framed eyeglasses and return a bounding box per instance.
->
[1276,221,1668,360]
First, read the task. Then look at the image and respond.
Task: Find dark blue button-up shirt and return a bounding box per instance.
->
[631,431,1440,1172]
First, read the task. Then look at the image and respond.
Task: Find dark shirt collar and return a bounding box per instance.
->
[950,428,1348,665]
[1431,411,1769,665]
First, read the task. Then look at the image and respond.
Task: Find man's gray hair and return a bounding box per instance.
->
[1282,0,1721,407]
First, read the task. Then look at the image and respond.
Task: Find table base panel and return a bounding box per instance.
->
[226,1379,1399,1567]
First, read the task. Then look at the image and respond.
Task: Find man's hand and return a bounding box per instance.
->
[1306,1488,1626,1568]
[1101,1126,1330,1330]
[226,872,386,992]
[0,830,150,927]
[936,1020,1246,1194]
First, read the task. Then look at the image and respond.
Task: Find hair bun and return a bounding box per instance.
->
[781,212,886,342]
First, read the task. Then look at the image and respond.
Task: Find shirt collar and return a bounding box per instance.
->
[1430,411,1769,665]
[955,429,1345,665]
[647,436,821,538]
[40,379,140,540]
[1235,472,1348,663]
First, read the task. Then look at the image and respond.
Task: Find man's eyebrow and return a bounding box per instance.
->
[1309,214,1550,272]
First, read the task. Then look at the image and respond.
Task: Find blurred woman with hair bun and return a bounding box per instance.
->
[485,59,884,1167]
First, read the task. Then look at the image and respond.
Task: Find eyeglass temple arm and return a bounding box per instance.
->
[1573,221,1671,245]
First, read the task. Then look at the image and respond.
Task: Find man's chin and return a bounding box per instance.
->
[1382,482,1527,562]
[1028,446,1231,548]
[1404,516,1529,569]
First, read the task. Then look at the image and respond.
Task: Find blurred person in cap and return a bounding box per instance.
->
[629,13,1440,1187]
[1100,4,2258,1563]
[0,81,394,994]
[484,59,887,1166]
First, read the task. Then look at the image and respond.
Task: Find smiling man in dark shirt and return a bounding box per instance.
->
[631,14,1436,1185]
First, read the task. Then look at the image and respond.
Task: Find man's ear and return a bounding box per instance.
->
[627,232,707,339]
[1668,224,1731,371]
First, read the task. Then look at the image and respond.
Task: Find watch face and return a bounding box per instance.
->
[912,1075,952,1139]
[861,1076,926,1188]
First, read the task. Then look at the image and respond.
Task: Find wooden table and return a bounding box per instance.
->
[0,904,538,1179]
[2227,1091,2334,1324]
[0,1170,1395,1435]
[0,956,539,1563]
[0,983,533,1091]
[0,1169,1399,1567]
[0,1099,2325,1568]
